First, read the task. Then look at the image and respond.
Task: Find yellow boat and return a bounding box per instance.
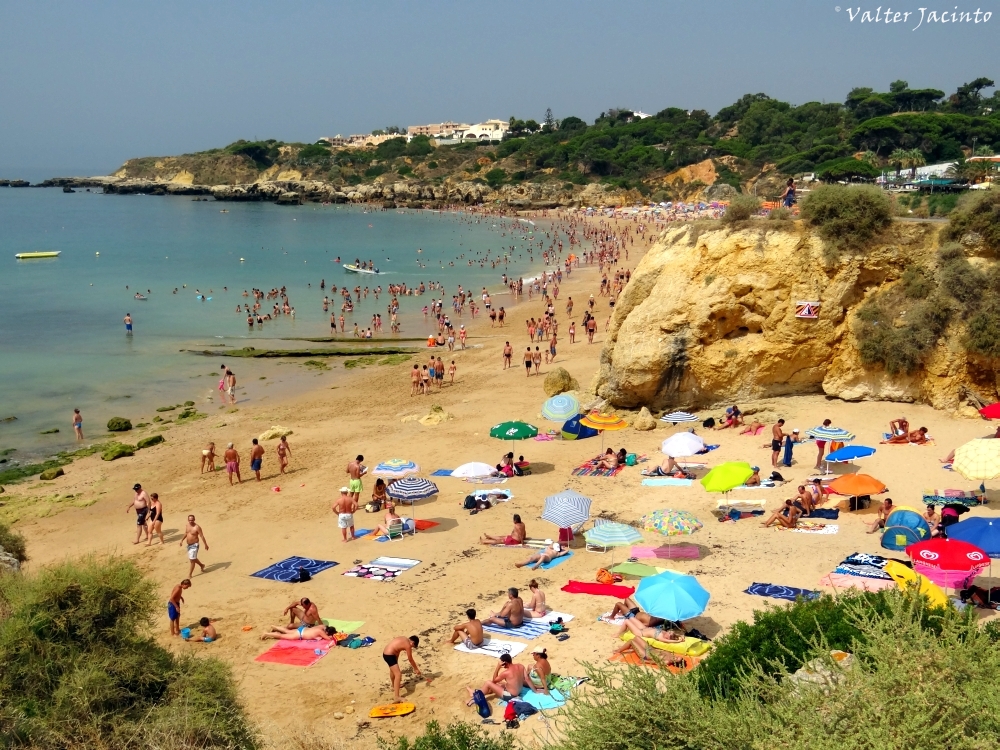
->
[15,251,61,259]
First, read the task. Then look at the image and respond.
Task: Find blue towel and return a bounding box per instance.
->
[431,469,455,476]
[808,508,840,520]
[744,583,820,602]
[500,687,565,711]
[482,615,562,640]
[538,551,573,570]
[250,556,338,582]
[696,444,720,454]
[641,478,693,487]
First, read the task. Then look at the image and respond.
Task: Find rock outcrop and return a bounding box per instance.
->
[543,367,580,397]
[0,547,19,574]
[595,222,994,412]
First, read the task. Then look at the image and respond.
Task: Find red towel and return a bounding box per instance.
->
[413,519,440,531]
[255,640,330,667]
[560,580,636,597]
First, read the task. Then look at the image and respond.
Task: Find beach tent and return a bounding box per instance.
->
[561,414,598,441]
[880,509,931,551]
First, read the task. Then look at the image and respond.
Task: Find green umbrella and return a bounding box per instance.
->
[489,421,539,441]
[700,461,754,493]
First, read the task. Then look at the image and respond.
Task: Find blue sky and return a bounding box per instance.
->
[0,0,996,176]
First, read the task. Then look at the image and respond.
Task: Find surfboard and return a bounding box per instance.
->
[369,702,415,718]
[15,251,60,259]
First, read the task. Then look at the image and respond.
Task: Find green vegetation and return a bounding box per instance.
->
[484,167,505,188]
[38,467,64,481]
[800,184,893,257]
[0,519,27,562]
[944,190,1000,254]
[378,721,513,750]
[186,346,417,358]
[101,443,136,461]
[0,443,111,486]
[855,291,951,375]
[106,417,132,432]
[0,557,258,749]
[136,435,165,449]
[720,193,760,224]
[302,359,330,370]
[38,429,59,435]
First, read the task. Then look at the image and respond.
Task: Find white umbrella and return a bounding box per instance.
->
[661,432,705,458]
[451,462,494,478]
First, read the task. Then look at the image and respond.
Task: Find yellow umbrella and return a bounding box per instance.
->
[953,438,1000,481]
[883,560,949,609]
[580,412,628,451]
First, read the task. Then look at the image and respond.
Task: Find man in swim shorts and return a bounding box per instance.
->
[382,635,422,701]
[167,579,191,636]
[224,443,241,485]
[333,487,358,542]
[483,588,524,629]
[124,312,132,334]
[346,454,365,503]
[127,483,150,545]
[250,438,265,481]
[448,608,484,649]
[771,419,786,468]
[180,514,209,576]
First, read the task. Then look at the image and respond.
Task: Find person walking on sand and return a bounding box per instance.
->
[146,492,165,545]
[346,455,365,503]
[533,346,542,375]
[226,369,237,404]
[410,364,421,395]
[201,442,218,473]
[71,408,84,440]
[771,420,786,468]
[448,360,457,385]
[127,483,150,545]
[167,579,191,636]
[276,435,291,474]
[180,514,209,576]
[459,324,467,349]
[814,418,832,470]
[503,341,513,370]
[224,443,241,484]
[523,347,533,377]
[250,438,265,481]
[547,332,557,364]
[383,635,423,702]
[333,487,358,542]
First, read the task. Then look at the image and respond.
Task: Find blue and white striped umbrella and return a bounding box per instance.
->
[541,489,592,528]
[386,477,439,502]
[661,411,698,423]
[584,522,642,547]
[373,459,420,477]
[542,394,580,422]
[807,426,856,442]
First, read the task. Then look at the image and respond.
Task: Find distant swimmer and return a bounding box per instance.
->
[124,313,132,334]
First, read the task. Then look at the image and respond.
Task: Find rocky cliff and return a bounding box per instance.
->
[594,221,995,412]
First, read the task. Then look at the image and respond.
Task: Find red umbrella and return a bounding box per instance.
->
[905,538,989,571]
[978,403,1000,419]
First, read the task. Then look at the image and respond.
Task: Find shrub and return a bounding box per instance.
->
[484,168,505,188]
[938,252,986,314]
[405,135,433,157]
[397,165,413,176]
[963,307,1000,358]
[901,265,933,299]
[944,190,1000,253]
[721,193,761,224]
[768,207,792,221]
[855,294,951,375]
[0,520,27,562]
[426,161,438,169]
[378,720,514,750]
[800,184,893,256]
[106,417,132,432]
[364,164,387,178]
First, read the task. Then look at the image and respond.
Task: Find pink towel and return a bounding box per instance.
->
[818,573,896,592]
[630,544,700,560]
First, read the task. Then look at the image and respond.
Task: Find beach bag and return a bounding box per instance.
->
[625,453,637,466]
[703,417,716,428]
[365,499,381,513]
[596,568,623,585]
[472,689,491,719]
[294,568,311,583]
[769,471,784,483]
[849,495,871,512]
[463,495,478,510]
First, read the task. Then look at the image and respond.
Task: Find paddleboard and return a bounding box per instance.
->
[369,702,415,718]
[344,264,380,275]
[15,251,60,259]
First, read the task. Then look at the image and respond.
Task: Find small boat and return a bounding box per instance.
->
[15,251,60,259]
[343,264,380,275]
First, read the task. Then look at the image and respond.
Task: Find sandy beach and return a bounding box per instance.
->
[10,213,999,747]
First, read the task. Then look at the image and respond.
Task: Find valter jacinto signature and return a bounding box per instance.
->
[838,6,992,29]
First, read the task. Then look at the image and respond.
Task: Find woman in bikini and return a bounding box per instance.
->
[200,442,217,473]
[480,514,526,545]
[371,478,389,509]
[260,624,337,641]
[372,501,405,537]
[146,493,165,546]
[526,647,552,695]
[525,579,548,617]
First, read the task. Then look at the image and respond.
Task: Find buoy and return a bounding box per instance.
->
[240,258,245,262]
[95,252,100,256]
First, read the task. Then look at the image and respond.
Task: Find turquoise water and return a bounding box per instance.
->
[0,189,548,457]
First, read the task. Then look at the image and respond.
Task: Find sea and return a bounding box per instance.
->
[0,187,553,459]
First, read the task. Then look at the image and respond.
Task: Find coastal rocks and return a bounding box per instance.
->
[102,443,136,461]
[0,179,30,187]
[0,548,19,574]
[259,426,293,441]
[136,435,165,449]
[543,367,579,397]
[595,221,988,411]
[39,467,64,480]
[107,417,132,432]
[418,405,453,426]
[632,407,658,431]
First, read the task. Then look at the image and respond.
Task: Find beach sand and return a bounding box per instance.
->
[11,215,999,747]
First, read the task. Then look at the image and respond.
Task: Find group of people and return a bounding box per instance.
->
[199,435,292,484]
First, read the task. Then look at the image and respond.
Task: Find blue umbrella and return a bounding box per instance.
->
[542,394,580,422]
[807,426,856,442]
[826,445,876,462]
[947,517,1000,558]
[635,570,710,621]
[385,477,439,502]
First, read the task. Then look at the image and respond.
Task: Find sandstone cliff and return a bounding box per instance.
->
[594,221,996,412]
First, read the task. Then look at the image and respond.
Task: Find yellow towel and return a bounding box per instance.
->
[621,632,712,656]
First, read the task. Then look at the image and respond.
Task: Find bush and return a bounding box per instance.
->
[855,294,951,375]
[426,161,438,169]
[901,265,933,299]
[0,557,258,749]
[963,307,1000,358]
[405,135,433,157]
[721,193,761,224]
[0,520,27,562]
[484,168,505,188]
[944,190,1000,253]
[800,184,893,256]
[768,207,792,221]
[364,164,387,178]
[106,417,132,432]
[397,165,413,176]
[377,720,514,750]
[938,251,986,314]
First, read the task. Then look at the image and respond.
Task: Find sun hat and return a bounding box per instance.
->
[340,486,349,492]
[531,646,547,654]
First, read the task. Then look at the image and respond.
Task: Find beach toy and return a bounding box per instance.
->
[241,625,253,632]
[271,486,280,492]
[180,628,191,639]
[369,702,415,718]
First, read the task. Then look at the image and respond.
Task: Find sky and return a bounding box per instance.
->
[0,0,997,177]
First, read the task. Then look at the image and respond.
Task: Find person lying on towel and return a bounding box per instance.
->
[610,596,686,632]
[260,624,337,641]
[882,427,929,445]
[515,541,567,570]
[612,620,685,665]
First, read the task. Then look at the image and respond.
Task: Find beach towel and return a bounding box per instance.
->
[744,583,820,602]
[482,611,575,640]
[572,462,625,478]
[696,444,720,454]
[454,638,526,658]
[500,687,565,711]
[250,557,338,583]
[322,619,365,633]
[620,632,712,656]
[786,523,838,534]
[561,581,635,597]
[353,529,373,538]
[472,488,514,502]
[342,557,420,581]
[255,640,331,667]
[736,482,777,490]
[819,573,897,592]
[716,499,767,515]
[678,462,707,469]
[808,508,840,520]
[833,563,893,580]
[431,469,454,476]
[491,538,550,549]
[413,520,440,531]
[922,489,985,506]
[630,544,700,560]
[537,551,574,570]
[641,478,693,487]
[465,476,508,484]
[611,650,696,673]
[599,611,626,625]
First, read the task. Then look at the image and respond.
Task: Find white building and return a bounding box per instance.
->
[407,121,471,139]
[457,119,509,141]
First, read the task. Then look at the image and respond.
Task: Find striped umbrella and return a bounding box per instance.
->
[953,438,1000,481]
[580,412,628,431]
[661,411,698,423]
[584,522,642,566]
[373,459,420,477]
[386,477,439,502]
[807,425,856,442]
[541,489,592,528]
[542,394,580,422]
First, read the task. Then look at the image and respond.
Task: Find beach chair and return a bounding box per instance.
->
[386,518,412,541]
[585,517,609,553]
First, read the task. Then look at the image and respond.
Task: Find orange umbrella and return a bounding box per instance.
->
[580,412,628,431]
[828,473,886,497]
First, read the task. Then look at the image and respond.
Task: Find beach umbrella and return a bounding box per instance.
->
[807,426,856,442]
[580,412,628,450]
[828,473,886,497]
[978,403,1000,419]
[883,561,949,609]
[640,509,703,536]
[906,537,990,589]
[541,394,579,422]
[489,421,538,441]
[661,411,698,424]
[946,517,1000,558]
[584,522,643,565]
[541,489,592,528]
[373,459,420,477]
[880,509,931,551]
[952,438,1000,481]
[451,462,494,478]
[560,414,598,441]
[635,570,710,622]
[661,432,705,458]
[385,476,438,502]
[825,445,876,463]
[700,462,753,493]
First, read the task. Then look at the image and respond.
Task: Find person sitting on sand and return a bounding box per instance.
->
[449,608,485,648]
[261,624,337,641]
[480,514,526,545]
[200,442,217,473]
[371,478,389,508]
[923,504,943,537]
[740,420,765,436]
[793,485,814,516]
[185,617,217,643]
[889,417,909,438]
[526,647,552,695]
[762,499,802,528]
[645,456,680,477]
[808,478,829,507]
[515,540,567,570]
[745,466,762,486]
[525,579,548,617]
[715,405,742,430]
[466,653,527,704]
[283,597,321,627]
[882,427,929,445]
[941,426,1000,463]
[596,448,619,471]
[483,588,524,629]
[866,498,894,533]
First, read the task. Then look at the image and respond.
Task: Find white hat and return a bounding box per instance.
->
[544,539,553,545]
[340,486,349,493]
[530,646,547,655]
[551,542,561,552]
[792,428,800,433]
